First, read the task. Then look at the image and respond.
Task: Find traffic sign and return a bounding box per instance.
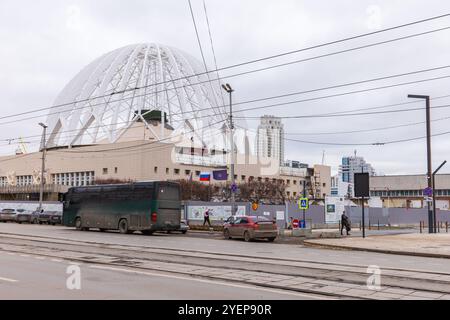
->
[298,197,309,210]
[424,187,433,197]
[231,183,238,193]
[251,202,259,211]
[292,219,299,229]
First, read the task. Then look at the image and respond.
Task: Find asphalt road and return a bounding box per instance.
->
[1,223,449,273]
[0,253,319,300]
[1,223,450,300]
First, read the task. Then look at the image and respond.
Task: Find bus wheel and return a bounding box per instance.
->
[75,218,82,230]
[118,219,130,234]
[142,230,154,235]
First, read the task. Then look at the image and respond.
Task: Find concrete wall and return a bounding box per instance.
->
[184,201,450,228]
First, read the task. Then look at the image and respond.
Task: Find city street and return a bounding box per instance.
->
[1,223,450,300]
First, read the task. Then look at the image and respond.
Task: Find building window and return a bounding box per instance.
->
[241,175,246,181]
[154,167,158,173]
[293,192,297,197]
[185,170,191,175]
[103,168,108,175]
[293,180,297,185]
[166,168,169,174]
[195,171,200,176]
[323,183,326,187]
[286,179,290,185]
[174,169,180,175]
[114,167,118,174]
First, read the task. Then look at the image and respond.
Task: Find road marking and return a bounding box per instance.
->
[51,258,63,263]
[0,276,18,283]
[34,256,45,260]
[89,265,332,300]
[20,254,30,257]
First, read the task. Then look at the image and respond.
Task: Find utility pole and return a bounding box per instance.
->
[432,160,447,233]
[408,94,433,233]
[38,122,48,212]
[222,83,236,215]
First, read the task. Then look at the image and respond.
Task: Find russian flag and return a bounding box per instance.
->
[199,172,211,181]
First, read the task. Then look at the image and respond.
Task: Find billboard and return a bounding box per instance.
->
[324,197,345,223]
[187,205,246,221]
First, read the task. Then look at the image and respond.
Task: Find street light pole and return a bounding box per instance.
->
[222,83,236,215]
[38,122,48,212]
[408,94,433,233]
[432,160,447,233]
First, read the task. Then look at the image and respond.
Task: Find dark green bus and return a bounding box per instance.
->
[62,181,181,234]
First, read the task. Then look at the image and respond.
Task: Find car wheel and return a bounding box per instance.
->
[75,217,83,230]
[118,219,130,234]
[224,229,231,239]
[267,237,276,242]
[17,221,22,224]
[32,218,39,224]
[99,228,106,232]
[141,230,154,235]
[244,231,251,242]
[182,230,187,234]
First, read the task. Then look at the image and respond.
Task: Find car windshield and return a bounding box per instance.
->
[1,209,15,214]
[249,216,272,223]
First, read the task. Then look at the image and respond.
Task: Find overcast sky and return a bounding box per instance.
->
[1,0,450,175]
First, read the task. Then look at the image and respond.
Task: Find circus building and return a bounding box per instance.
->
[0,43,323,201]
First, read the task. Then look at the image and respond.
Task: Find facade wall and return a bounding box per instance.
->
[0,140,305,197]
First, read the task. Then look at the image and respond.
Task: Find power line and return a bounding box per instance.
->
[202,0,226,107]
[1,13,449,122]
[53,119,227,154]
[187,0,222,117]
[233,74,450,116]
[284,115,450,136]
[3,62,450,130]
[237,104,450,120]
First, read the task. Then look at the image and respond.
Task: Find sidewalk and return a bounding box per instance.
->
[304,233,450,258]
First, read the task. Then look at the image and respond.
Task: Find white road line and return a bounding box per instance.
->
[34,257,45,260]
[20,254,30,257]
[51,258,63,263]
[0,276,18,283]
[89,265,332,300]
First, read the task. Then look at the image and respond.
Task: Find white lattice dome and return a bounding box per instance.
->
[46,43,229,148]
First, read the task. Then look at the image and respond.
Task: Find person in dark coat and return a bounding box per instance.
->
[341,211,351,236]
[203,209,211,227]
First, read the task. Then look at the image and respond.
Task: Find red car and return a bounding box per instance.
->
[223,215,278,242]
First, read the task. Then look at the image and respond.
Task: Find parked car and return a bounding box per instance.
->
[31,210,62,225]
[15,209,34,224]
[0,208,18,223]
[223,215,278,242]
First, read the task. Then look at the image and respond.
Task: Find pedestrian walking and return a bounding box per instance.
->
[341,211,351,236]
[203,209,211,227]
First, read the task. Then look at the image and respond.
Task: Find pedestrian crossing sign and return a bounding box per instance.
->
[298,198,309,210]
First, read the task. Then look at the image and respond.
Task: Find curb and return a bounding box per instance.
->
[303,240,450,259]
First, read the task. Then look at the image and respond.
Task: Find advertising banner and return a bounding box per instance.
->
[324,197,345,223]
[187,205,246,221]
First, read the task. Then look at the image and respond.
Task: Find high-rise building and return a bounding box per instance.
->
[339,156,375,196]
[256,115,284,166]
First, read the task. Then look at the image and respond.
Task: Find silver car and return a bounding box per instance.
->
[0,208,18,222]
